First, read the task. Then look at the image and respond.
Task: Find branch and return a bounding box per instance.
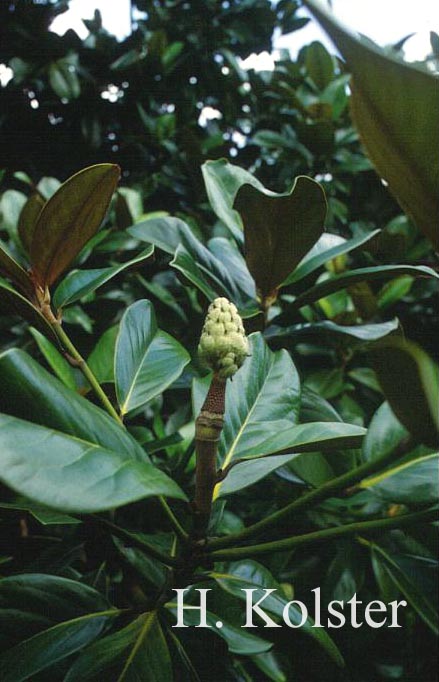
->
[207,508,438,561]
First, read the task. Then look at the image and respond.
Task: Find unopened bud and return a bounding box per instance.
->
[198,297,248,378]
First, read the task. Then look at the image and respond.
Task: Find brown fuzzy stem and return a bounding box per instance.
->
[192,376,226,540]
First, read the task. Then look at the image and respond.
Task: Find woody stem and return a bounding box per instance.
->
[192,375,226,541]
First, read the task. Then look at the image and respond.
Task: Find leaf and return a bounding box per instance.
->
[234,176,327,301]
[166,604,271,655]
[202,158,261,241]
[49,57,81,100]
[0,280,58,343]
[0,243,33,296]
[65,611,173,682]
[193,333,301,497]
[0,413,186,512]
[0,348,146,461]
[362,401,408,462]
[130,217,257,317]
[0,609,119,682]
[303,0,439,249]
[0,573,110,650]
[305,41,334,90]
[88,325,119,384]
[18,193,45,254]
[213,561,344,667]
[278,265,439,319]
[266,319,399,343]
[283,229,380,286]
[370,543,439,635]
[219,421,366,496]
[115,300,190,416]
[0,499,79,525]
[29,327,77,390]
[371,338,439,447]
[53,246,154,310]
[361,453,439,505]
[30,164,120,287]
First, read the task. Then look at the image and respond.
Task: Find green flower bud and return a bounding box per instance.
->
[198,297,249,378]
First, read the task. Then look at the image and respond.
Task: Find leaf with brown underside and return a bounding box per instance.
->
[0,280,59,343]
[0,243,33,297]
[234,176,327,302]
[18,193,45,255]
[30,164,120,287]
[303,0,439,250]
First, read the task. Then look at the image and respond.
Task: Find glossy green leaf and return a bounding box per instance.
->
[0,348,146,460]
[193,333,301,497]
[234,175,327,300]
[219,421,366,496]
[0,243,33,296]
[0,412,186,512]
[30,327,76,390]
[65,611,173,682]
[370,543,439,635]
[18,193,45,255]
[130,217,257,316]
[115,300,190,416]
[0,281,58,343]
[283,229,380,286]
[0,609,119,682]
[304,0,439,249]
[167,604,271,655]
[371,338,439,447]
[361,453,439,504]
[278,265,439,319]
[266,319,399,343]
[251,651,286,682]
[213,561,344,667]
[0,499,79,525]
[202,158,261,241]
[53,246,154,310]
[305,41,334,90]
[363,401,408,462]
[128,216,188,255]
[88,325,118,384]
[30,164,120,287]
[0,573,110,651]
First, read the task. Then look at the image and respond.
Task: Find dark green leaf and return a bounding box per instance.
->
[167,604,271,655]
[53,247,154,310]
[370,543,439,635]
[213,561,344,667]
[0,413,186,512]
[361,453,439,504]
[115,300,190,416]
[65,611,173,682]
[283,230,380,286]
[363,401,408,462]
[0,348,145,460]
[305,41,334,90]
[278,265,439,319]
[88,325,118,384]
[30,327,77,390]
[0,610,119,682]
